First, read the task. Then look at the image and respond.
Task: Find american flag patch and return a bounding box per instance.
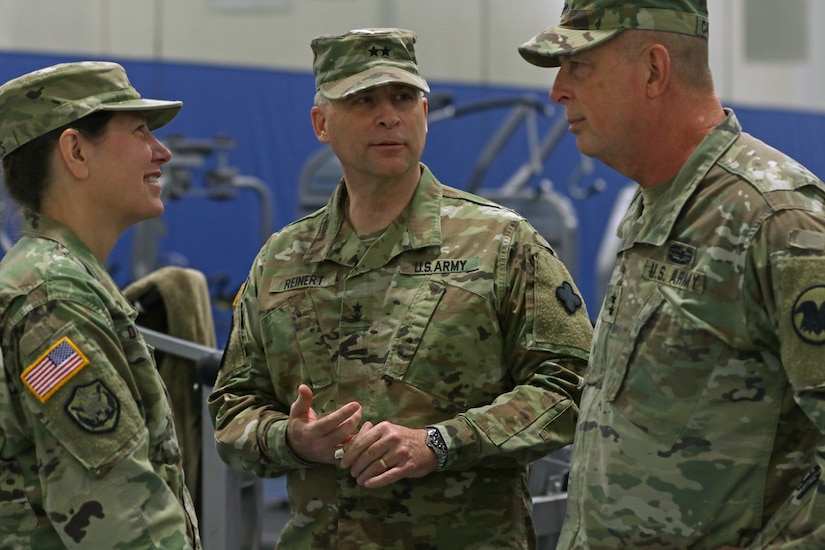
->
[21,337,89,403]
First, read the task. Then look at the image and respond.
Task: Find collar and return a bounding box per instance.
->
[618,108,741,248]
[21,211,126,302]
[303,163,443,266]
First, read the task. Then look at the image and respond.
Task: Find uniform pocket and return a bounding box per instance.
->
[602,286,722,447]
[601,288,664,403]
[260,290,335,390]
[384,280,506,410]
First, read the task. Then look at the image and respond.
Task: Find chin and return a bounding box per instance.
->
[575,137,598,159]
[143,201,165,220]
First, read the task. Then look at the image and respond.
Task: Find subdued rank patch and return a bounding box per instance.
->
[64,380,120,433]
[601,285,621,325]
[367,44,392,57]
[556,281,582,314]
[791,285,825,345]
[21,337,89,403]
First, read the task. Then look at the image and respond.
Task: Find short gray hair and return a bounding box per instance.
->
[313,92,330,106]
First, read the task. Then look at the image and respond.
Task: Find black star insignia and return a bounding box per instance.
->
[368,45,391,57]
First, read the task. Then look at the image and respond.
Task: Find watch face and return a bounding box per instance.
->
[427,428,447,469]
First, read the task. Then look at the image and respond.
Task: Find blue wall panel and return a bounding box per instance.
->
[2,52,823,345]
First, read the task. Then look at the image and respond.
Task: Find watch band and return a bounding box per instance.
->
[426,427,448,471]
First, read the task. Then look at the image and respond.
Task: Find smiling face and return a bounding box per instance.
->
[83,111,172,230]
[311,84,428,190]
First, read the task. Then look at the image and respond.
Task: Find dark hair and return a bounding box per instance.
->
[2,110,115,212]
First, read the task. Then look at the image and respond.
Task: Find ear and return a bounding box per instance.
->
[422,96,429,134]
[56,128,90,179]
[644,43,671,99]
[310,105,330,144]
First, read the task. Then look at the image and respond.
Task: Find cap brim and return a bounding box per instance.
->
[519,27,622,68]
[319,66,430,100]
[100,98,182,130]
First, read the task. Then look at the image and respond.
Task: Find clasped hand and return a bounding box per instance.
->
[286,384,437,488]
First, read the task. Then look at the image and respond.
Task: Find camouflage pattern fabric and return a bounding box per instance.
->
[312,28,430,100]
[209,164,593,549]
[559,110,825,549]
[0,213,201,548]
[0,61,181,159]
[519,0,709,68]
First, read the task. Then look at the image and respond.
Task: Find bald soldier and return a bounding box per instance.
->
[520,1,825,548]
[209,28,593,548]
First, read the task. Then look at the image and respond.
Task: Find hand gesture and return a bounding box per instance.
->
[286,384,362,464]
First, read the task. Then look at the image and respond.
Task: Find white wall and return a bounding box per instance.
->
[0,0,822,112]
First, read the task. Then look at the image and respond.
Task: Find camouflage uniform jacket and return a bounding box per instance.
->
[0,213,201,549]
[210,164,593,549]
[559,110,825,549]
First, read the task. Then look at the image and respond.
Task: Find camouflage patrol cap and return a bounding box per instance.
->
[312,28,430,100]
[0,61,182,159]
[519,0,709,68]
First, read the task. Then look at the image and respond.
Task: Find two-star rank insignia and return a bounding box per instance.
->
[368,44,392,57]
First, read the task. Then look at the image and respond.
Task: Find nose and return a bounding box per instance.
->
[376,99,401,128]
[150,133,173,164]
[549,67,569,105]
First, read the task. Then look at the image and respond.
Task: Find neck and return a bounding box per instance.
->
[631,95,726,188]
[342,167,420,235]
[41,198,120,262]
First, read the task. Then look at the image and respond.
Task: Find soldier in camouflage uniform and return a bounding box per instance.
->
[209,28,593,549]
[0,62,201,548]
[520,1,825,548]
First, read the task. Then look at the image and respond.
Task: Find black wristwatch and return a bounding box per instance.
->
[425,427,448,471]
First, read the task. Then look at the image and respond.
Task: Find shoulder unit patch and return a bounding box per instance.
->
[792,285,825,345]
[556,281,583,314]
[65,380,120,433]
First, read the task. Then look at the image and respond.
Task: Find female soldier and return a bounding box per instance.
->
[0,61,200,548]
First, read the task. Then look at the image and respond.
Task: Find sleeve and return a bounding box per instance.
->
[436,221,593,470]
[208,256,312,478]
[10,298,195,549]
[746,208,825,549]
